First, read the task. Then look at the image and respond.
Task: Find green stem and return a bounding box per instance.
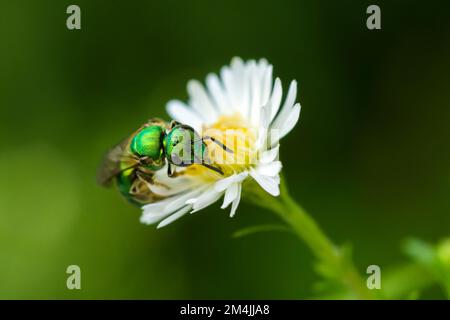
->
[246,177,372,299]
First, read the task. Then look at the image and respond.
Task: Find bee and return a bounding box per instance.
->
[97,119,231,205]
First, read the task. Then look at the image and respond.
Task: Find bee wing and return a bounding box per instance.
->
[146,117,169,128]
[96,138,136,187]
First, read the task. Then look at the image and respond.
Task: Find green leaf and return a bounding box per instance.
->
[231,224,291,239]
[403,238,436,265]
[403,238,450,298]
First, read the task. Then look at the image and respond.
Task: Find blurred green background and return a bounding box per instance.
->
[0,0,449,299]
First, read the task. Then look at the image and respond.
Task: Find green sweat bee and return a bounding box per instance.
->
[97,119,232,205]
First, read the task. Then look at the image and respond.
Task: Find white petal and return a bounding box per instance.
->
[256,161,282,177]
[260,104,271,129]
[279,103,301,139]
[261,64,273,107]
[140,213,168,225]
[185,198,197,204]
[141,198,171,212]
[248,59,274,126]
[166,100,202,131]
[241,60,256,119]
[220,58,251,117]
[256,105,271,150]
[272,174,281,185]
[140,208,170,225]
[271,80,298,130]
[282,80,297,112]
[230,57,246,110]
[214,172,248,192]
[157,205,192,228]
[249,63,263,125]
[206,73,229,114]
[259,145,279,164]
[256,127,268,152]
[214,174,238,192]
[164,188,204,214]
[269,78,282,121]
[191,188,223,213]
[238,60,251,117]
[231,56,245,69]
[221,182,238,209]
[220,66,239,115]
[250,170,280,196]
[230,183,242,217]
[187,80,218,123]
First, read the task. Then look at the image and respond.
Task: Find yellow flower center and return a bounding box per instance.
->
[184,113,257,181]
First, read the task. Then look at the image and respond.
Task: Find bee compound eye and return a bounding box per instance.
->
[170,148,195,167]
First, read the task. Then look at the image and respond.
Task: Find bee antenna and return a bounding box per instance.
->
[202,136,233,153]
[201,163,224,175]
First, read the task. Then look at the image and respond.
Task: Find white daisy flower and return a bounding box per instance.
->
[140,57,301,228]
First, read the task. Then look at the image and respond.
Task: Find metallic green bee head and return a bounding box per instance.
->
[163,125,206,167]
[130,125,164,160]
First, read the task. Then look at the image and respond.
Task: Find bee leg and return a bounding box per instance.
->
[136,171,153,184]
[138,156,149,165]
[167,164,183,178]
[202,136,233,153]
